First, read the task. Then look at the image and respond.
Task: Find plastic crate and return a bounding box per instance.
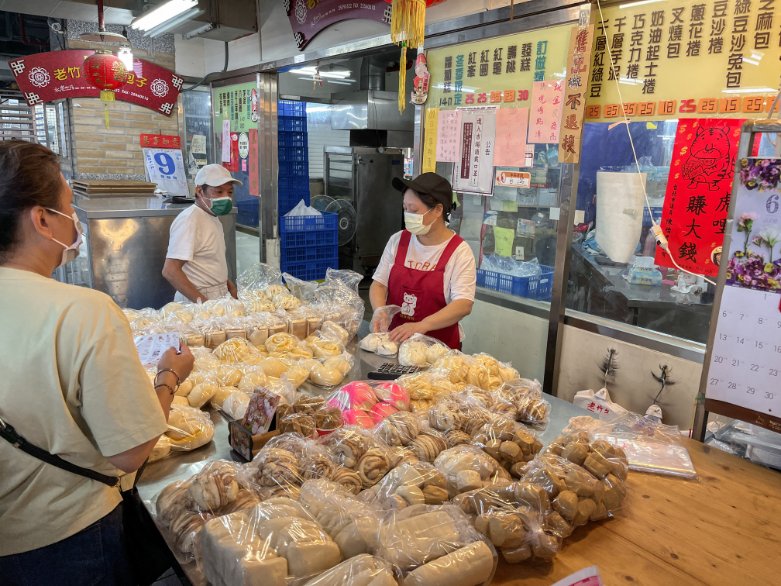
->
[278,146,309,164]
[235,199,259,227]
[279,116,307,132]
[642,206,663,227]
[476,266,554,300]
[278,101,306,117]
[278,161,309,177]
[281,258,338,281]
[278,132,307,148]
[279,176,310,194]
[280,212,338,234]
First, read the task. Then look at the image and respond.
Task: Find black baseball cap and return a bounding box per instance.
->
[392,172,455,214]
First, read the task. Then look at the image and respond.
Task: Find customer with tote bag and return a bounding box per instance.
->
[0,141,194,585]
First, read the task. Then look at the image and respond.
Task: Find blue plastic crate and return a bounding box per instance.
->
[281,258,338,281]
[642,206,663,227]
[279,161,309,177]
[476,266,554,300]
[280,212,338,234]
[279,116,307,132]
[278,146,309,163]
[278,132,307,148]
[278,101,306,117]
[279,176,310,194]
[235,199,259,227]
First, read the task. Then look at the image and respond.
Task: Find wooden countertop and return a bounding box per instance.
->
[493,439,781,585]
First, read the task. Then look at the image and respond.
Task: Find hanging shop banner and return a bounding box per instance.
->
[143,148,188,196]
[528,80,565,144]
[585,0,781,122]
[453,107,497,195]
[425,23,574,111]
[286,0,391,50]
[559,25,593,164]
[423,108,439,173]
[436,109,462,163]
[655,118,743,276]
[10,50,183,116]
[705,158,781,417]
[493,107,529,167]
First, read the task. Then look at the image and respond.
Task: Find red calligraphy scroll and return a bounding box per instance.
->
[9,50,183,117]
[655,118,744,277]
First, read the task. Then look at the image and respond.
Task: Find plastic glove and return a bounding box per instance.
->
[370,305,401,333]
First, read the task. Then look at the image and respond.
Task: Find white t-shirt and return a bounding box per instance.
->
[0,267,167,555]
[373,230,477,303]
[166,205,228,291]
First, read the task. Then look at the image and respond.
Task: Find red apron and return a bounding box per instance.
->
[387,230,464,349]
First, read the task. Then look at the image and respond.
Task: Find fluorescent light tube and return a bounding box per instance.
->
[131,0,198,32]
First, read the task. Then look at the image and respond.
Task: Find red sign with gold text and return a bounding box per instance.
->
[140,134,181,148]
[9,50,183,117]
[655,118,744,277]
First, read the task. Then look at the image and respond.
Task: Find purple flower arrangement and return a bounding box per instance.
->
[726,253,781,291]
[739,158,781,191]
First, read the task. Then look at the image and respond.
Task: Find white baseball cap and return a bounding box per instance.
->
[195,164,243,187]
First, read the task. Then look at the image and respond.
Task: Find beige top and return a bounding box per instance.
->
[0,267,167,555]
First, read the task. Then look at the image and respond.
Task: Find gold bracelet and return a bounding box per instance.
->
[154,383,175,397]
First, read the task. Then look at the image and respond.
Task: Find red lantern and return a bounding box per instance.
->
[82,50,127,127]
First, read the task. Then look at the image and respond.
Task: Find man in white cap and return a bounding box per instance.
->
[163,164,241,302]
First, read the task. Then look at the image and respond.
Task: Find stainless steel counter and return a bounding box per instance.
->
[66,197,237,309]
[136,342,589,585]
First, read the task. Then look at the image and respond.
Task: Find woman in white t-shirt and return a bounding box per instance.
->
[370,172,476,349]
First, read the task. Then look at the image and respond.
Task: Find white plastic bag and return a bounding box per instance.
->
[572,388,628,420]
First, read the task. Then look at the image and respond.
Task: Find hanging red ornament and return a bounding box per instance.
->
[82,50,128,128]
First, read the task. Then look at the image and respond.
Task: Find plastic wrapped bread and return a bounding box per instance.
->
[198,512,288,586]
[254,515,342,578]
[376,504,497,584]
[398,334,449,367]
[434,445,512,497]
[302,554,397,586]
[165,404,215,451]
[299,479,382,558]
[359,461,450,510]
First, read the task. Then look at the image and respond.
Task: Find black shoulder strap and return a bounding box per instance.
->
[0,417,119,487]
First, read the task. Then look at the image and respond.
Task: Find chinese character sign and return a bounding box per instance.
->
[436,109,462,162]
[528,80,565,144]
[426,23,573,111]
[655,118,743,276]
[559,25,593,164]
[586,0,781,121]
[453,107,497,195]
[10,50,182,116]
[286,0,391,50]
[423,108,439,173]
[143,148,188,196]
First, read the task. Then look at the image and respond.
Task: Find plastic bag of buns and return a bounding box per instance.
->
[195,494,341,585]
[395,369,459,412]
[359,461,450,510]
[236,261,284,291]
[305,330,346,360]
[240,433,316,499]
[302,554,396,586]
[155,460,259,561]
[398,333,450,368]
[309,352,353,388]
[434,445,512,498]
[493,379,551,428]
[376,504,498,585]
[359,332,399,357]
[299,479,383,558]
[470,415,543,477]
[453,481,563,563]
[165,404,215,451]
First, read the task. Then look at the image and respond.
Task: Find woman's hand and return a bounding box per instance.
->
[157,344,194,382]
[388,320,429,343]
[370,304,401,333]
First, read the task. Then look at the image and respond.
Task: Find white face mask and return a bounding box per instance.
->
[404,208,433,236]
[46,208,83,267]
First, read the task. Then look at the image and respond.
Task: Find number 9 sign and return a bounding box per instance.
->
[143,147,188,197]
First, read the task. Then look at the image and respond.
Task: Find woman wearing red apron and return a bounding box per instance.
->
[370,173,477,350]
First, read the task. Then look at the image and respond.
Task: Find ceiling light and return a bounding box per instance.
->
[289,66,351,79]
[131,0,198,32]
[117,46,134,70]
[722,87,776,94]
[619,0,664,8]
